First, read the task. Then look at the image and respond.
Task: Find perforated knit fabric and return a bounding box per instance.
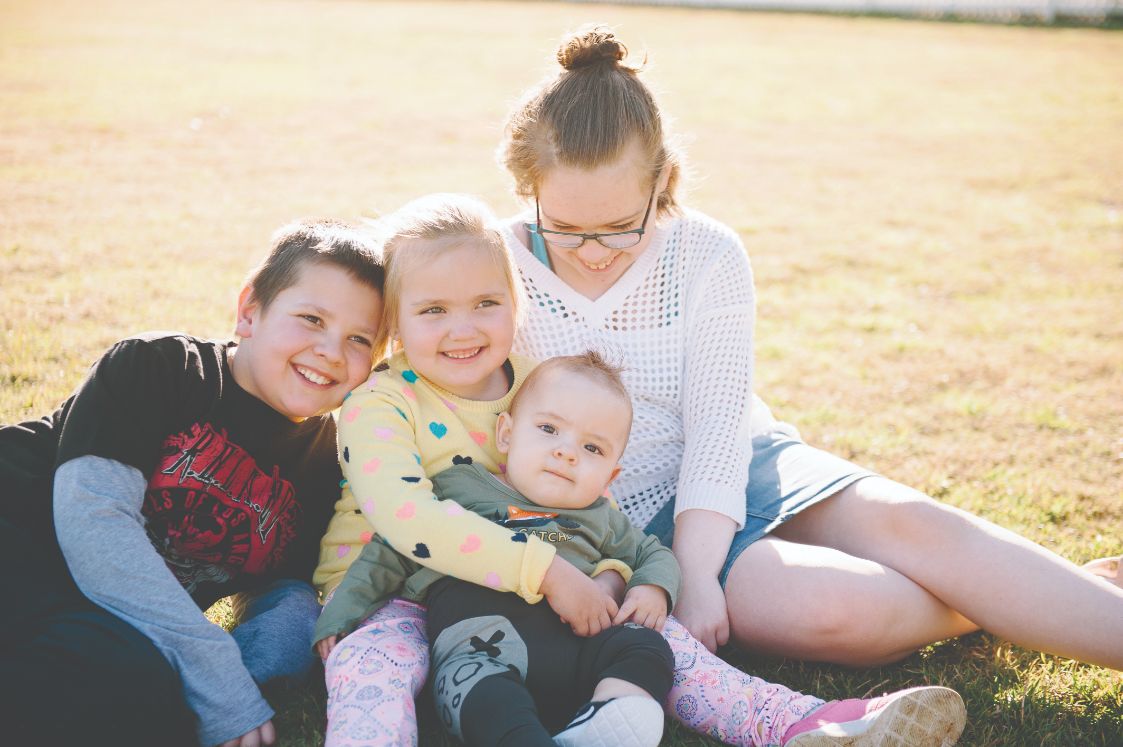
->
[505,209,781,530]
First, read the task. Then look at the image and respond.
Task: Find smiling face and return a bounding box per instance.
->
[535,140,670,300]
[394,239,517,401]
[231,261,382,421]
[496,367,630,510]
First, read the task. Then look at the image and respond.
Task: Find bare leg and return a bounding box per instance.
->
[725,536,976,666]
[729,476,1123,669]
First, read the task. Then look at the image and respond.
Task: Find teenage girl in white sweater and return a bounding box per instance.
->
[499,26,1123,673]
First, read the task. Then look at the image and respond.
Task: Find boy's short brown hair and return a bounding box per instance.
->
[243,219,388,353]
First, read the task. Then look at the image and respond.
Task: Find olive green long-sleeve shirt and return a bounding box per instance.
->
[314,462,680,644]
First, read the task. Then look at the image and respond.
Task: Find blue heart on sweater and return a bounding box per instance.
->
[402,370,419,383]
[429,422,448,439]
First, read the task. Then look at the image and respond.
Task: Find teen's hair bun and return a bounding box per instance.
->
[557,27,627,71]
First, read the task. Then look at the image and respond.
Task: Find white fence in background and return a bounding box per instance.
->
[560,0,1122,23]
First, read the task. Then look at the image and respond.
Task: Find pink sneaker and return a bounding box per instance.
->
[782,686,966,746]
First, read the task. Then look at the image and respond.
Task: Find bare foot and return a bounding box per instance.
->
[1083,556,1122,589]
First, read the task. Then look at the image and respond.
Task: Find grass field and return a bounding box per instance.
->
[2,0,1121,744]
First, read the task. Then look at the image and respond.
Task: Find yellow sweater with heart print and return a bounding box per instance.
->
[314,351,557,600]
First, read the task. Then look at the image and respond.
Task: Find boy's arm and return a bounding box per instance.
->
[314,539,418,645]
[601,509,682,609]
[54,457,272,747]
[326,380,556,601]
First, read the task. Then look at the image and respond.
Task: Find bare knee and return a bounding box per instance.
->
[847,479,976,555]
[726,562,918,666]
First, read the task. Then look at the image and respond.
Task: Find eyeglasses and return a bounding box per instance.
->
[528,182,657,251]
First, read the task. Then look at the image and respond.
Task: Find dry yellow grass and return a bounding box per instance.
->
[2,0,1121,744]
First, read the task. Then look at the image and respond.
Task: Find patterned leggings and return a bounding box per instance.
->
[324,598,822,747]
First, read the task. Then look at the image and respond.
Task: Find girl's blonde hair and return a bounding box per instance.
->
[498,25,683,216]
[378,193,524,347]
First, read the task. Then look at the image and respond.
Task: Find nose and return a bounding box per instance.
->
[576,241,613,265]
[553,443,577,464]
[447,315,477,340]
[316,335,345,365]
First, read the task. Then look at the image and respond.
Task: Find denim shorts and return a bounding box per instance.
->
[642,430,875,586]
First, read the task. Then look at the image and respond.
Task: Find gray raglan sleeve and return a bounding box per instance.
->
[54,456,273,747]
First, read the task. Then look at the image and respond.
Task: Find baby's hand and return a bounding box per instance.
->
[541,556,618,637]
[315,635,339,661]
[613,584,669,631]
[592,569,627,605]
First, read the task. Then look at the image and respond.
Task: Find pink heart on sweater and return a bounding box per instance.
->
[459,535,481,553]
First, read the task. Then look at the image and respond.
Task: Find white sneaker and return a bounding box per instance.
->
[553,695,664,747]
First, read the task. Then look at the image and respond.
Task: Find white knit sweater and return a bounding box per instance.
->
[505,208,783,529]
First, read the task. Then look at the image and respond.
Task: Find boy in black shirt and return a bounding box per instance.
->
[0,219,385,747]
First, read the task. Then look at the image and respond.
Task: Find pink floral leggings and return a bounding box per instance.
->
[324,598,821,747]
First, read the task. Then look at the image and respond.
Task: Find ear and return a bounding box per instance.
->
[603,463,622,491]
[495,411,513,455]
[234,285,260,339]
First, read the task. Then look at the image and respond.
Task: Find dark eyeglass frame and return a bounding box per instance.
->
[529,182,658,251]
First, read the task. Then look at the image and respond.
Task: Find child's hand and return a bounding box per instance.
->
[315,635,339,661]
[541,556,619,637]
[592,569,627,604]
[613,584,668,631]
[218,719,275,747]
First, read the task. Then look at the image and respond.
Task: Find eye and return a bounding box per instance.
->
[300,314,323,326]
[584,444,604,455]
[537,423,556,435]
[477,299,501,309]
[420,306,445,315]
[349,335,373,347]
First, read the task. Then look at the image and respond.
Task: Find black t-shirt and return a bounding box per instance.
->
[0,333,340,608]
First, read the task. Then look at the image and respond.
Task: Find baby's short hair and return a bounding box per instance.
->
[511,350,633,437]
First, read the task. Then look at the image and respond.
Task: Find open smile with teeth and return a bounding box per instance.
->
[295,365,334,386]
[582,254,618,271]
[443,348,482,360]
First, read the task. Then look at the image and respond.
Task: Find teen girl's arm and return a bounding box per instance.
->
[52,339,272,747]
[319,366,558,603]
[672,219,759,650]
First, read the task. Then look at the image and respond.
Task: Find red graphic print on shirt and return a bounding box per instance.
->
[143,423,300,592]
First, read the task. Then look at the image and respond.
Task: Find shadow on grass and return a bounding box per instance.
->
[265,632,1121,746]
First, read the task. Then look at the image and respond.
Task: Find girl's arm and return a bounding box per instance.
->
[671,509,737,651]
[325,376,558,601]
[673,224,759,648]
